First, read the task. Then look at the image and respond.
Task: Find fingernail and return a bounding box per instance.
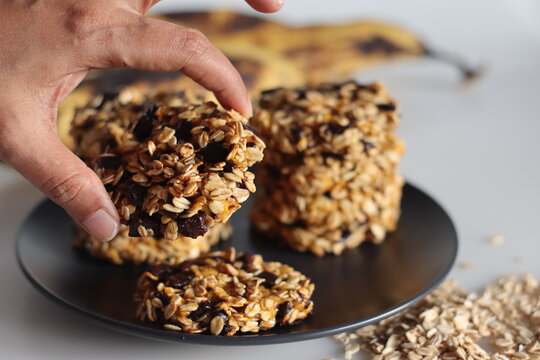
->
[82,209,118,241]
[245,94,253,118]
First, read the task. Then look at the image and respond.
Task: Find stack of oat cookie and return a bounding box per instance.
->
[251,81,405,256]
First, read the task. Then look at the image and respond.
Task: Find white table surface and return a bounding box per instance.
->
[1,0,539,359]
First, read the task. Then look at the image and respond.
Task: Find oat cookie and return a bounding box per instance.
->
[74,223,231,265]
[71,97,265,240]
[250,81,405,256]
[135,248,314,335]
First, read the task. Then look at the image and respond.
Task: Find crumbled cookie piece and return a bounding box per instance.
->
[71,96,265,239]
[135,248,314,335]
[74,223,231,265]
[251,81,405,256]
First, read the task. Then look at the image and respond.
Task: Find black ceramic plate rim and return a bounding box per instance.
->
[15,182,458,346]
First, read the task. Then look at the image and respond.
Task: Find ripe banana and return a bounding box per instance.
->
[55,9,478,149]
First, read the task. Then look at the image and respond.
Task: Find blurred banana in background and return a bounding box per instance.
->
[56,10,479,148]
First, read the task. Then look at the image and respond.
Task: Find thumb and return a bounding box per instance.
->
[0,106,119,241]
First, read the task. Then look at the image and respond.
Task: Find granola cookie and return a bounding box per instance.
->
[71,99,265,240]
[135,248,314,335]
[74,223,231,265]
[250,81,405,256]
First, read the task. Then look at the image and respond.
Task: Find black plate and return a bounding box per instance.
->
[16,183,457,345]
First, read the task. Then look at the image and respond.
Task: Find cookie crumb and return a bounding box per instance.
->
[458,261,475,270]
[487,234,506,245]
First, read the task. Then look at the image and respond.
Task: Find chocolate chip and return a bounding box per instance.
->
[257,271,278,288]
[199,142,229,164]
[377,103,396,111]
[246,142,256,148]
[165,270,195,289]
[176,213,208,238]
[97,155,121,169]
[361,140,375,152]
[276,301,292,323]
[188,300,215,321]
[174,120,193,142]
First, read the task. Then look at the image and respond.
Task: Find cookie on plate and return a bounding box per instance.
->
[135,248,314,335]
[74,223,231,265]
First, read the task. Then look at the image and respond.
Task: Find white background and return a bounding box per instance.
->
[0,0,539,359]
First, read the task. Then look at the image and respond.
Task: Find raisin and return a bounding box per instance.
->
[174,120,193,142]
[257,271,278,288]
[223,162,236,172]
[133,114,154,141]
[199,142,229,164]
[97,155,121,169]
[188,300,215,321]
[377,103,396,111]
[177,213,208,238]
[165,270,195,289]
[327,122,350,135]
[276,301,292,323]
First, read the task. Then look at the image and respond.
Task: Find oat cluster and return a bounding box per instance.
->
[135,248,314,335]
[74,223,231,265]
[71,97,265,240]
[250,81,405,256]
[335,274,540,360]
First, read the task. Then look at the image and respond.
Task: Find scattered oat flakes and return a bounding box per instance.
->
[333,274,540,360]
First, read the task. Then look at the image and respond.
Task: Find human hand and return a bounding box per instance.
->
[0,0,283,241]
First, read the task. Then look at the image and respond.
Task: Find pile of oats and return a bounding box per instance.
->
[74,223,231,265]
[135,248,314,336]
[71,96,265,241]
[250,81,405,256]
[335,274,540,360]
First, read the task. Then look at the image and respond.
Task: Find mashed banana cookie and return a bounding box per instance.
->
[135,248,314,335]
[74,223,231,265]
[71,99,265,240]
[250,81,405,256]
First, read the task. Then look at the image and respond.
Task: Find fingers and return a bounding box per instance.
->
[0,111,119,241]
[245,0,284,13]
[88,17,251,116]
